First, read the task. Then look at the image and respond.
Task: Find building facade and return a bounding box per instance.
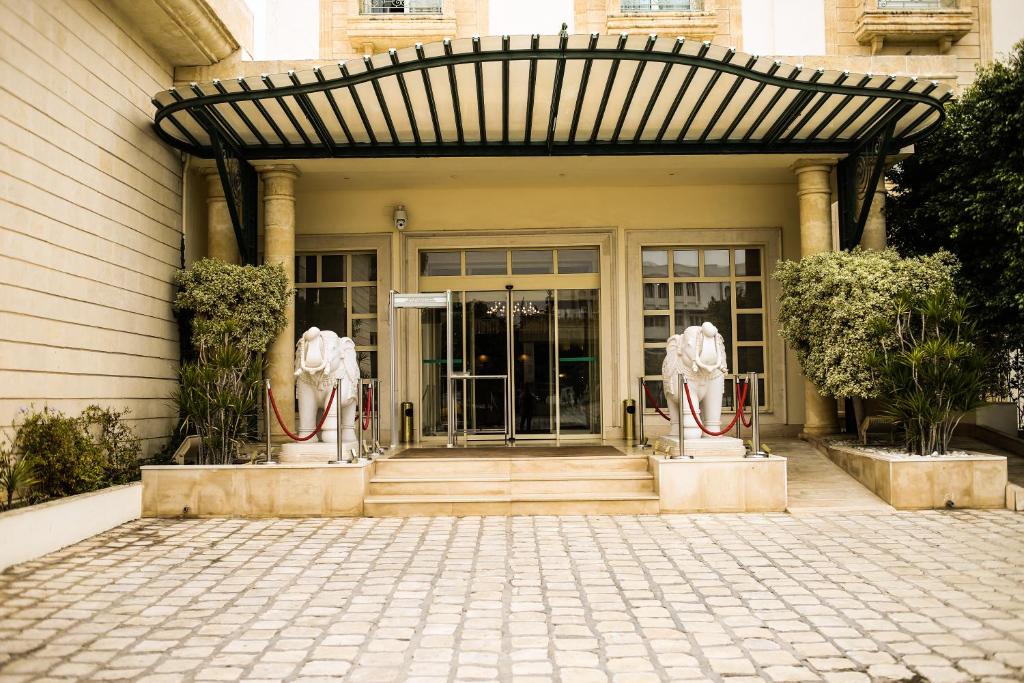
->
[1,0,1022,451]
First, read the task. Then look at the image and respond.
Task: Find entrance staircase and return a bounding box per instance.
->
[363,454,659,516]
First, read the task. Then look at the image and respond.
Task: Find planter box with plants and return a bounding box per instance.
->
[777,249,1010,509]
[1,405,144,571]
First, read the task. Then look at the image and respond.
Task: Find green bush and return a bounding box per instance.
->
[868,289,990,455]
[81,406,142,485]
[174,258,289,354]
[775,249,957,400]
[174,340,264,465]
[15,408,105,499]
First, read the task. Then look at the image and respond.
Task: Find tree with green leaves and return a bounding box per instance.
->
[886,41,1024,428]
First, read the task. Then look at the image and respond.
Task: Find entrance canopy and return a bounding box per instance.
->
[152,33,951,159]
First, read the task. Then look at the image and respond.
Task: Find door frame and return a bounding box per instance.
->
[402,229,617,443]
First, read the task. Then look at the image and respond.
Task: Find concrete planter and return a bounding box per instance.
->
[817,440,1007,510]
[141,461,373,518]
[0,483,142,572]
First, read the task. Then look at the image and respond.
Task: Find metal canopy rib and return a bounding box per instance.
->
[153,34,951,159]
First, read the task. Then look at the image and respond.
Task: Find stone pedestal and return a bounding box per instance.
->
[279,442,359,464]
[653,435,746,458]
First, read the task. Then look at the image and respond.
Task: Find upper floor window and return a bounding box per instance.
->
[621,0,702,12]
[361,0,443,15]
[877,0,956,9]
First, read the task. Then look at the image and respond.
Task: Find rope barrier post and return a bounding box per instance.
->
[676,373,691,459]
[355,379,363,462]
[265,379,275,464]
[734,375,742,441]
[636,378,648,449]
[748,371,768,458]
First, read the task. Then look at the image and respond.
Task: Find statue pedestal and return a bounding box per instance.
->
[279,441,359,464]
[653,435,746,458]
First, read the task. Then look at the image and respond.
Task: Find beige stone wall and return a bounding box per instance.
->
[575,0,742,45]
[0,0,182,453]
[319,0,488,60]
[827,0,988,89]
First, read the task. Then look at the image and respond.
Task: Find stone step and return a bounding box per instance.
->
[363,492,661,517]
[368,472,656,496]
[373,455,649,478]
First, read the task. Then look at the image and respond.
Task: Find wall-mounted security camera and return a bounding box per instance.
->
[393,204,408,231]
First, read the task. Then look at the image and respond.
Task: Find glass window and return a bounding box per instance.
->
[735,248,762,276]
[322,255,345,282]
[641,245,769,412]
[466,249,507,275]
[558,248,599,274]
[703,249,730,276]
[420,251,461,276]
[644,315,670,344]
[673,250,698,277]
[641,249,668,278]
[512,250,554,274]
[643,283,669,310]
[351,253,377,282]
[294,252,380,380]
[295,255,317,283]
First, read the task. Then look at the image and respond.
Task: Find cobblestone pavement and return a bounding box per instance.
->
[1,512,1023,683]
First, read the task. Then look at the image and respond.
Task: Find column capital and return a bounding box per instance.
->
[202,167,225,199]
[253,163,301,180]
[791,158,837,175]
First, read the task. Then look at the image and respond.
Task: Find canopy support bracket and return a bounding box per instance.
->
[211,130,259,265]
[837,113,898,250]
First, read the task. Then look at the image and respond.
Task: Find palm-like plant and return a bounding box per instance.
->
[174,339,264,464]
[868,289,991,455]
[0,441,36,510]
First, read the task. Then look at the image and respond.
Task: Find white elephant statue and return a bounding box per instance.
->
[662,322,728,441]
[294,327,360,445]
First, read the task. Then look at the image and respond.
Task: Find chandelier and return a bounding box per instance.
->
[485,301,542,317]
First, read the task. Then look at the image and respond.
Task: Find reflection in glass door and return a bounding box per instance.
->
[421,288,600,439]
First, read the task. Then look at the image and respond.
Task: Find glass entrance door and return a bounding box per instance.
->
[421,287,600,440]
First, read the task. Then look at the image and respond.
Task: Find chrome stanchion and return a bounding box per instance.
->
[673,373,693,459]
[332,378,345,464]
[734,374,742,441]
[748,371,768,458]
[636,378,649,449]
[355,379,364,462]
[264,379,275,464]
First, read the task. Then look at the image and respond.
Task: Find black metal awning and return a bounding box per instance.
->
[152,33,951,160]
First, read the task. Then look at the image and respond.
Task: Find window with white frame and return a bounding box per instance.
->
[294,252,379,378]
[641,246,768,413]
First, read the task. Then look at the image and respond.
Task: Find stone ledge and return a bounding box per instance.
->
[855,9,973,54]
[649,454,787,513]
[812,438,1007,510]
[141,462,373,517]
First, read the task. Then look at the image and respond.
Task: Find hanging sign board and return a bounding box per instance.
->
[393,293,449,309]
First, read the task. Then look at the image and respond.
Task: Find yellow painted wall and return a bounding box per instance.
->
[0,0,182,452]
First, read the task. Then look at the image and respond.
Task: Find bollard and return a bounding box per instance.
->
[747,371,768,458]
[622,399,636,442]
[401,401,414,444]
[636,378,649,448]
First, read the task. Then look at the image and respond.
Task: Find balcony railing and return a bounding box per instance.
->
[361,0,443,14]
[877,0,957,9]
[621,0,702,12]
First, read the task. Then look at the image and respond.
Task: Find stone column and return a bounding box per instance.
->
[860,176,888,251]
[260,165,300,437]
[793,161,839,437]
[204,169,240,263]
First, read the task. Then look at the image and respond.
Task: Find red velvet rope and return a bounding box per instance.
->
[738,380,752,428]
[268,384,337,442]
[361,385,373,431]
[642,381,672,421]
[683,380,749,437]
